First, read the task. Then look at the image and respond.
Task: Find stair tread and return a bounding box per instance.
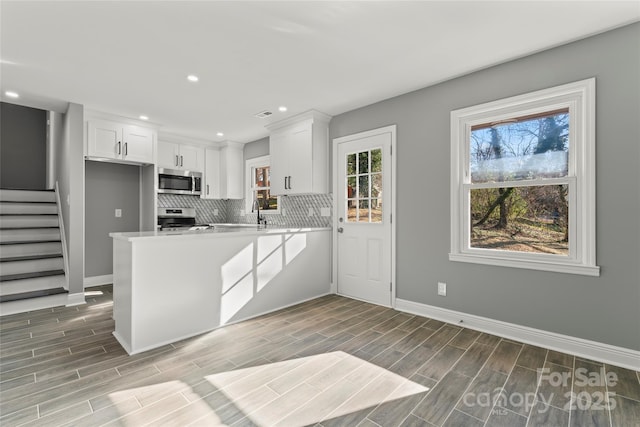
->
[0,213,59,216]
[0,239,62,245]
[0,287,67,303]
[0,226,60,230]
[0,269,65,282]
[0,200,57,204]
[0,188,54,191]
[0,254,63,262]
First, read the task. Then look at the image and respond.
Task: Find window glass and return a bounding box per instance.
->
[470,110,569,183]
[470,185,569,255]
[345,148,383,223]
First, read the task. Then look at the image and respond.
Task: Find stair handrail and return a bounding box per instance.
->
[55,181,70,290]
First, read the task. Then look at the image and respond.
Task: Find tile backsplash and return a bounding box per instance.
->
[157,193,332,228]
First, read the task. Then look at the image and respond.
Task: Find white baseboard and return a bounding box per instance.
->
[395,298,640,371]
[66,292,86,307]
[84,274,113,287]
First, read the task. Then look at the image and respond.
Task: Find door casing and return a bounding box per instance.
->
[332,125,397,307]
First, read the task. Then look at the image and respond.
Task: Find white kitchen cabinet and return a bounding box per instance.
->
[157,141,203,172]
[267,110,331,195]
[203,148,221,199]
[220,142,244,199]
[87,119,154,164]
[202,143,243,199]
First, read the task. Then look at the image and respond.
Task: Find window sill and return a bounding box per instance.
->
[449,253,600,276]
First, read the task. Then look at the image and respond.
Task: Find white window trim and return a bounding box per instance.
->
[450,78,599,276]
[245,155,280,214]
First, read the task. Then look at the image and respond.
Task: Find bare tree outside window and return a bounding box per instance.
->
[469,110,569,254]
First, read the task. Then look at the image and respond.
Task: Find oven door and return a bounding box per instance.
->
[158,168,195,195]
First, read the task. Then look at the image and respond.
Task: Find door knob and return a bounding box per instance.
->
[337,227,344,233]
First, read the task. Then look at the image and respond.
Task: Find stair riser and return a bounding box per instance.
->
[0,293,68,316]
[0,203,58,215]
[0,229,61,243]
[0,190,56,203]
[0,216,60,229]
[1,258,64,276]
[0,275,66,296]
[0,242,62,258]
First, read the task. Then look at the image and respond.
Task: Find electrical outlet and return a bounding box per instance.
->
[320,207,331,217]
[115,209,122,218]
[308,207,314,216]
[213,208,219,216]
[438,282,447,296]
[240,209,245,216]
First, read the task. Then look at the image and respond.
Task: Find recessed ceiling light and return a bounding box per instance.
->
[216,132,224,137]
[187,74,199,82]
[278,106,287,112]
[139,115,149,121]
[5,91,19,98]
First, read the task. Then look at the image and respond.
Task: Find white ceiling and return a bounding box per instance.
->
[1,1,638,144]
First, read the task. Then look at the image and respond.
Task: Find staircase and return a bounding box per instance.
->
[0,188,68,315]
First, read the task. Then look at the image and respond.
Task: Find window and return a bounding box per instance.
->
[450,79,599,276]
[245,155,280,214]
[346,148,383,223]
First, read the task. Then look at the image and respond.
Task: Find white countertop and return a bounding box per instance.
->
[110,225,332,241]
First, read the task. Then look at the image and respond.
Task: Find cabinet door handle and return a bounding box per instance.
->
[180,155,183,167]
[124,142,128,156]
[175,155,179,166]
[288,176,292,190]
[117,141,121,155]
[206,184,210,195]
[284,176,288,190]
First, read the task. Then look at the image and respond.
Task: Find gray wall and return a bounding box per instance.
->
[330,23,640,351]
[0,102,47,189]
[85,161,141,277]
[243,136,269,160]
[53,103,85,297]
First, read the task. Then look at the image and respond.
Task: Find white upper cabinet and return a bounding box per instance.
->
[220,142,244,199]
[203,148,221,199]
[157,141,204,172]
[267,110,331,195]
[202,142,243,200]
[87,119,154,164]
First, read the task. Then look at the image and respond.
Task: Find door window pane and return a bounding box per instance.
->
[345,148,383,223]
[359,151,369,174]
[347,153,357,175]
[371,149,382,172]
[358,200,370,223]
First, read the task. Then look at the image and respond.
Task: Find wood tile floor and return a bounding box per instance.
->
[1,285,639,426]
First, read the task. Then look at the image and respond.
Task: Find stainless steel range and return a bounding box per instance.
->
[157,207,212,231]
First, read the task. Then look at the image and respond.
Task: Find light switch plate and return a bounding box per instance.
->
[115,209,122,218]
[213,209,219,216]
[308,208,315,217]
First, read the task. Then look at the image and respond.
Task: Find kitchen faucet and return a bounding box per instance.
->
[252,199,265,226]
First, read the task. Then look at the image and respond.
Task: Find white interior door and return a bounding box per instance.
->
[336,129,392,306]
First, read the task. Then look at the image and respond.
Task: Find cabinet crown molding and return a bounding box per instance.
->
[265,109,332,132]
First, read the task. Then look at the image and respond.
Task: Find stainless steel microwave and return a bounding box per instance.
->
[158,168,202,196]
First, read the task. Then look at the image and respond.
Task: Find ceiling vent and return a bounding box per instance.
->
[254,110,273,118]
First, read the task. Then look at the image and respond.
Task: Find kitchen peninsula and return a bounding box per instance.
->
[110,226,331,354]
